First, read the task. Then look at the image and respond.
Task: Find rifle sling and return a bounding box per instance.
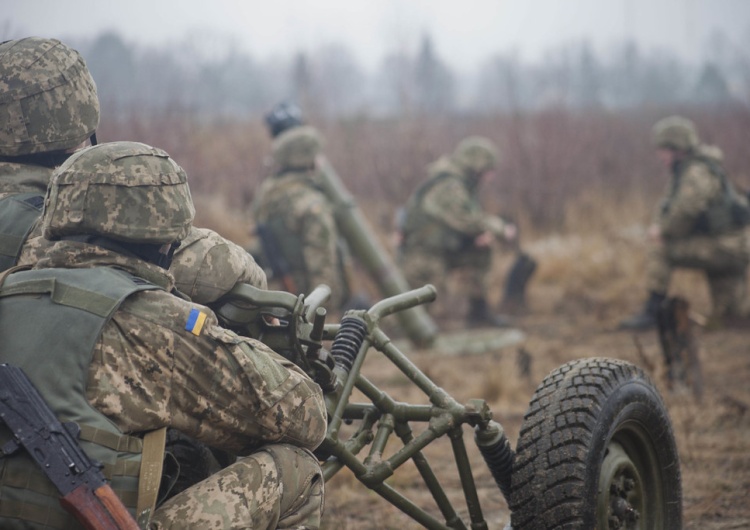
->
[78,424,144,453]
[136,427,167,528]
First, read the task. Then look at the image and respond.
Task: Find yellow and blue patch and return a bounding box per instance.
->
[185,308,207,336]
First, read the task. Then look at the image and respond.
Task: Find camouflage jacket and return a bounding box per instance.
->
[401,156,507,253]
[253,169,345,307]
[658,145,744,239]
[31,240,327,455]
[171,227,267,304]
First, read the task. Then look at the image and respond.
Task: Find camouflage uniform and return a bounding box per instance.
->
[253,126,347,308]
[621,116,750,329]
[399,137,511,323]
[170,227,268,303]
[0,142,326,529]
[647,145,750,316]
[0,37,99,270]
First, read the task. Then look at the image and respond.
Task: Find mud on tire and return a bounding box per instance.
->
[510,357,682,529]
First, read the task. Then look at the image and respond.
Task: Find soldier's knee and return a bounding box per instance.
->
[261,444,324,527]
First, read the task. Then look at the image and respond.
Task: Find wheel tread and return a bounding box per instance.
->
[509,357,682,529]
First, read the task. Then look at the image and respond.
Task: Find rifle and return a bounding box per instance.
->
[0,363,140,530]
[255,222,297,293]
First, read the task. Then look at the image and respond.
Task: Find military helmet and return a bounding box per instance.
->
[265,101,304,138]
[452,136,499,176]
[272,125,322,170]
[651,116,699,152]
[0,37,100,156]
[43,141,195,244]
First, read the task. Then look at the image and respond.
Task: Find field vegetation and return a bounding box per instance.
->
[106,105,750,529]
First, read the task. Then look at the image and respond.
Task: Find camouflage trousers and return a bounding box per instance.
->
[646,231,750,317]
[150,444,324,530]
[400,246,491,300]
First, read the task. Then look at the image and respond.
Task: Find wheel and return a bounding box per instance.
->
[509,358,682,529]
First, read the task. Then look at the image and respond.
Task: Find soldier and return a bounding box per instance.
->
[253,125,350,309]
[0,141,326,529]
[398,136,517,327]
[620,116,750,330]
[0,38,267,302]
[0,37,99,270]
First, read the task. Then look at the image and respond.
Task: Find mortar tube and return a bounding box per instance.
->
[316,156,438,347]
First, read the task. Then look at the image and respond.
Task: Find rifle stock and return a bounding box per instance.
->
[60,484,140,530]
[0,364,140,530]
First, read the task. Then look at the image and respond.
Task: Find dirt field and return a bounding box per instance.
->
[319,239,750,529]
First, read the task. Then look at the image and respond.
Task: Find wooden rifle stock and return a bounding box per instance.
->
[60,484,140,530]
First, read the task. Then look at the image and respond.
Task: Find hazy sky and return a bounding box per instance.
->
[3,0,749,71]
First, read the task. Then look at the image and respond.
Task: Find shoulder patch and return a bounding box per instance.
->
[185,308,207,336]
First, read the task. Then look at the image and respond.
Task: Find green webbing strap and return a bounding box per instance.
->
[105,460,142,479]
[78,424,144,453]
[136,427,168,528]
[0,277,122,317]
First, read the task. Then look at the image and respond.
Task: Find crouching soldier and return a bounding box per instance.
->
[0,141,326,529]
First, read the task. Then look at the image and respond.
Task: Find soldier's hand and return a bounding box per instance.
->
[474,231,495,247]
[503,223,518,243]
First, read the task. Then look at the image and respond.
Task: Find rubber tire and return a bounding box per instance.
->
[509,358,682,529]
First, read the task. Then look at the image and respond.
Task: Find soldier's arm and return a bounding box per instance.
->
[660,163,722,238]
[86,295,326,455]
[171,227,268,304]
[422,179,487,236]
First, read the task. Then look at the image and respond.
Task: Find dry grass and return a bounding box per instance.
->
[104,107,750,528]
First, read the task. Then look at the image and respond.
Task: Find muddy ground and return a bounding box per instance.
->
[319,265,750,529]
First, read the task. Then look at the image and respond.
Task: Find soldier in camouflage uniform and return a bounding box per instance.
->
[0,141,326,529]
[0,37,99,270]
[398,136,517,327]
[620,116,750,329]
[0,38,267,303]
[253,125,348,309]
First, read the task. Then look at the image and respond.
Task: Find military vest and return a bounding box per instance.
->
[0,192,44,271]
[667,155,749,235]
[401,171,470,253]
[0,267,160,529]
[259,172,322,276]
[262,215,307,274]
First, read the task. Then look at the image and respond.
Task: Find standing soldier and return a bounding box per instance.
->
[398,136,517,327]
[253,124,349,309]
[0,141,326,529]
[620,116,750,329]
[0,37,99,270]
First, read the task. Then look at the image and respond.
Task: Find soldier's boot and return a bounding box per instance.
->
[618,291,666,331]
[466,297,513,328]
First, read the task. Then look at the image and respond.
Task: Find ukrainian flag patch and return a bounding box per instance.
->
[185,308,207,336]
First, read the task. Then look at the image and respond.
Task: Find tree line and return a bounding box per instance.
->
[29,29,749,119]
